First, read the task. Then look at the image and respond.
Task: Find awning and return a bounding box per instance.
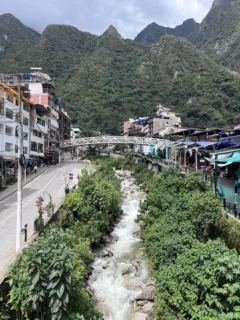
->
[218,155,240,163]
[205,152,234,163]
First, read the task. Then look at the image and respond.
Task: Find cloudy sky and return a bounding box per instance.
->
[0,0,213,38]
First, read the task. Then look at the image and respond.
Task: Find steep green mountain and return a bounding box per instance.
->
[1,14,240,133]
[0,13,39,71]
[135,19,199,45]
[188,0,240,71]
[58,34,240,132]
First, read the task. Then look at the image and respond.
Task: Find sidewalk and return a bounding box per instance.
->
[0,167,48,202]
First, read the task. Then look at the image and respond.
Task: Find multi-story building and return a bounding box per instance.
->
[0,84,32,187]
[2,72,71,163]
[148,105,182,137]
[120,117,149,136]
[58,107,71,141]
[0,71,72,188]
[29,104,48,160]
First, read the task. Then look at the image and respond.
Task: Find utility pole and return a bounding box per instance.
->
[16,84,23,251]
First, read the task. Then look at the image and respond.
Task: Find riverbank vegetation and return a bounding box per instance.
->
[2,156,240,319]
[0,165,121,320]
[94,157,240,319]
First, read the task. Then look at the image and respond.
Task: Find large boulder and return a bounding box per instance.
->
[142,302,154,314]
[135,286,155,301]
[131,312,149,320]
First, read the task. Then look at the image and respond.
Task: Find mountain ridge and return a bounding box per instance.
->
[0,14,240,133]
[135,18,199,45]
[188,0,240,71]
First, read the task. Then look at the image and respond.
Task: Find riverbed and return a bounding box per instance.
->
[88,170,154,320]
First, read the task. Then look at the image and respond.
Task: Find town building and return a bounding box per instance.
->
[0,72,72,188]
[2,72,71,163]
[120,117,149,136]
[149,105,182,137]
[71,127,82,140]
[120,119,135,135]
[0,83,32,187]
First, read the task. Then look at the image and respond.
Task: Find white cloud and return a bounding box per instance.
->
[0,0,213,38]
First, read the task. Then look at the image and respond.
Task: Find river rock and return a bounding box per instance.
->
[137,300,148,306]
[125,284,142,291]
[102,260,111,269]
[84,266,94,280]
[142,302,154,314]
[134,306,142,312]
[135,271,141,277]
[146,279,155,287]
[101,250,114,258]
[131,312,149,320]
[122,266,134,276]
[135,286,155,301]
[96,305,111,318]
[86,286,94,296]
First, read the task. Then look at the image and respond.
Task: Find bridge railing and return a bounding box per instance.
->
[61,136,170,147]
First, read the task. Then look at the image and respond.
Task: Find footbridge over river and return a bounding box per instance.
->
[61,136,170,148]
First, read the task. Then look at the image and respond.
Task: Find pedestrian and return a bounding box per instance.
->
[234,179,238,195]
[34,164,37,173]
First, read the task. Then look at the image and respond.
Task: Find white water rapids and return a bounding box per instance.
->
[88,171,150,320]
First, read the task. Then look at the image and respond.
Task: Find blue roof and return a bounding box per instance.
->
[217,142,240,148]
[197,141,216,147]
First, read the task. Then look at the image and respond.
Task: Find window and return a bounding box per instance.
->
[7,95,13,103]
[33,130,38,137]
[23,117,29,126]
[5,143,12,152]
[31,142,37,152]
[15,145,18,153]
[38,143,43,153]
[6,109,13,119]
[5,126,12,135]
[15,99,18,106]
[23,132,28,140]
[38,132,42,138]
[0,98,4,116]
[23,147,28,154]
[23,103,29,112]
[37,118,45,126]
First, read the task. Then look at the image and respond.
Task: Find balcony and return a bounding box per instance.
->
[33,121,48,134]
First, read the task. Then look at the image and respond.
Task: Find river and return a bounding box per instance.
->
[88,170,154,320]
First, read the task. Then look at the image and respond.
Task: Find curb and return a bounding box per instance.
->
[0,164,63,202]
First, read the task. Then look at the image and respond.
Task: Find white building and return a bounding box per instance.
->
[71,127,82,140]
[0,87,32,188]
[0,90,31,160]
[29,104,48,159]
[148,105,182,137]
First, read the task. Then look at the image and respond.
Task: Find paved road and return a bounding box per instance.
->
[0,160,89,282]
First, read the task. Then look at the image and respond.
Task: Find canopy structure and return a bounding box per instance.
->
[218,155,240,163]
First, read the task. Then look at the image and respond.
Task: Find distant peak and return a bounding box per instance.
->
[0,13,19,21]
[0,13,14,18]
[149,22,160,27]
[182,18,197,24]
[102,25,122,38]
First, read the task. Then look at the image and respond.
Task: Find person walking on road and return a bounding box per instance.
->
[34,164,37,173]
